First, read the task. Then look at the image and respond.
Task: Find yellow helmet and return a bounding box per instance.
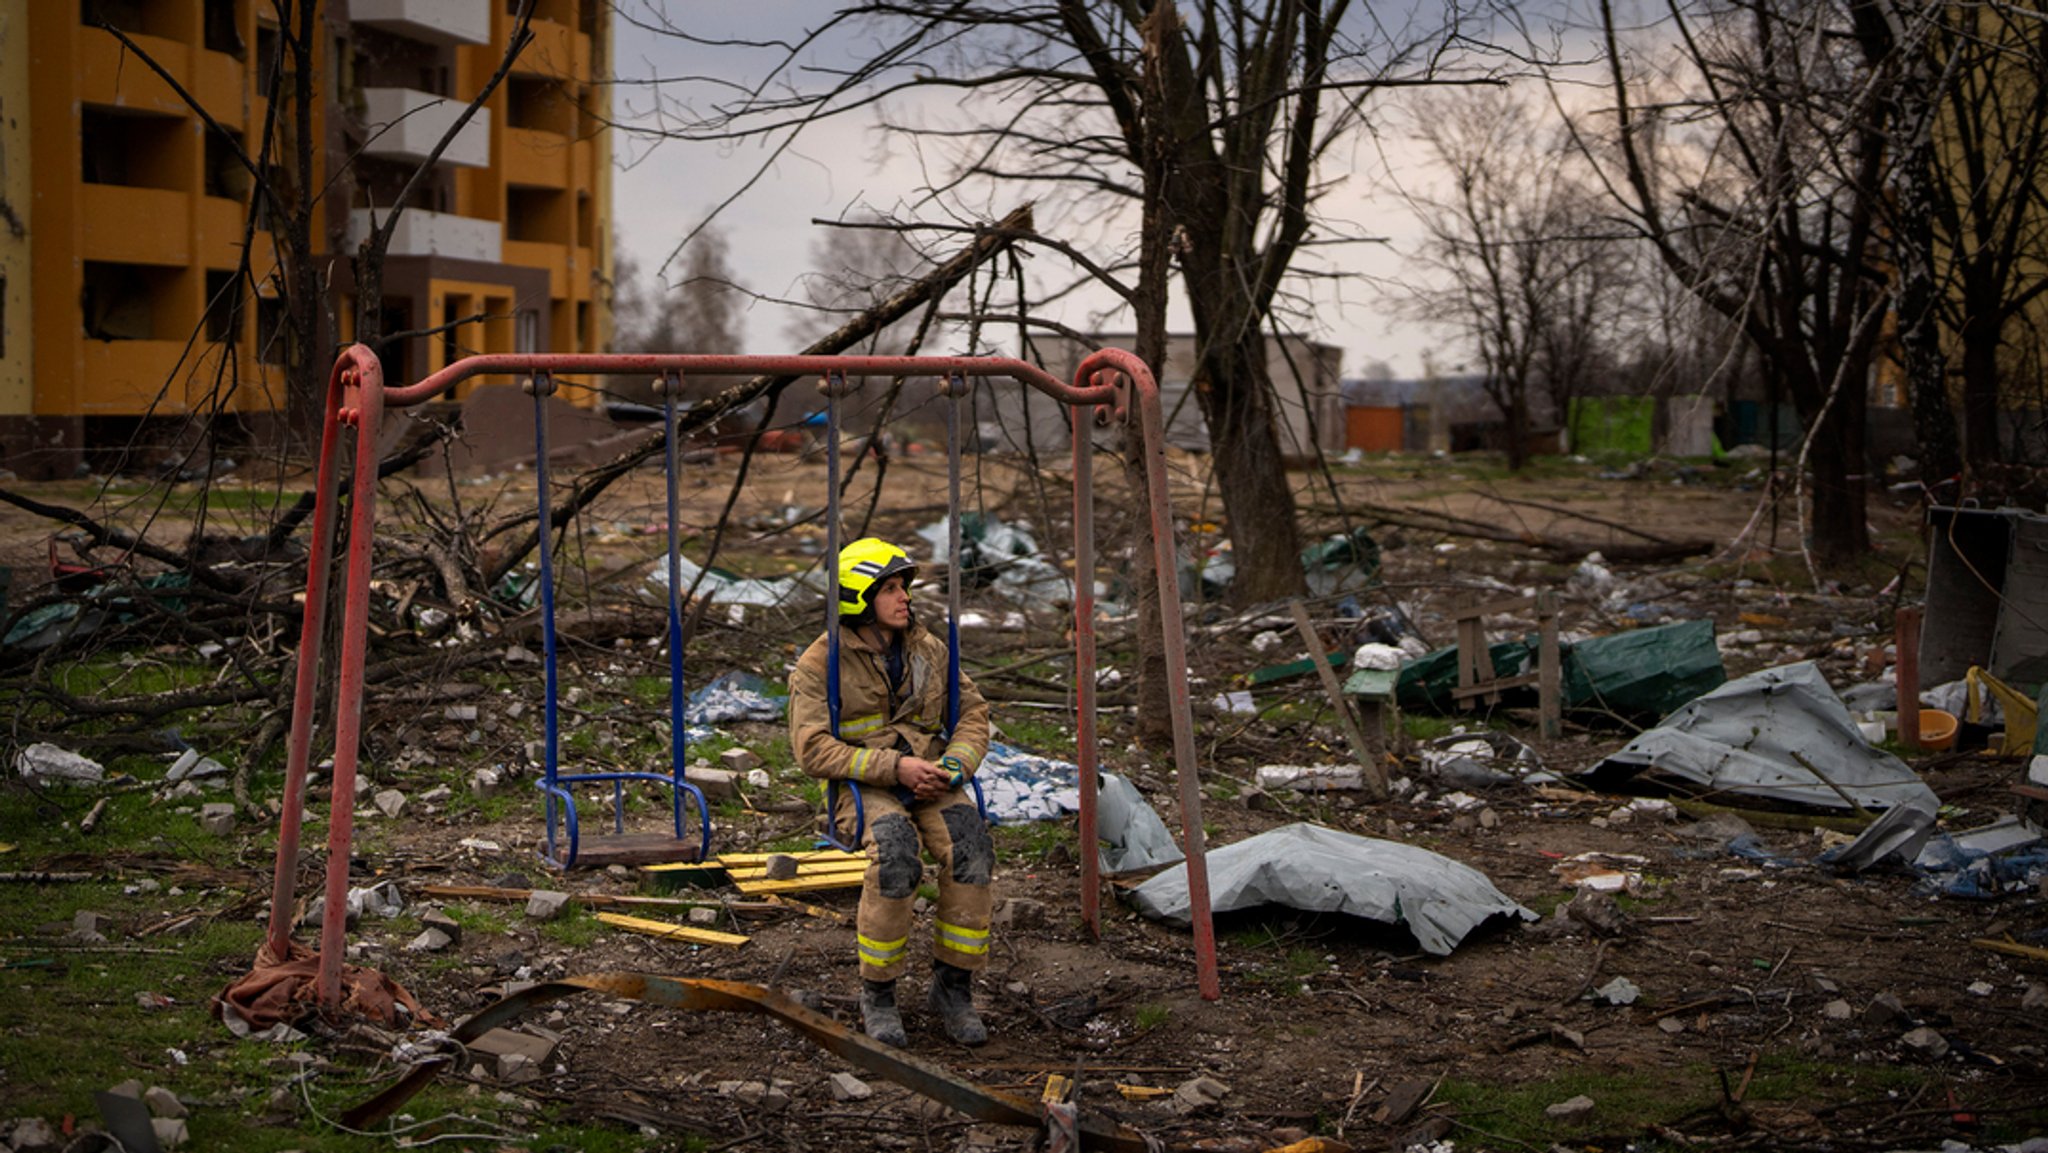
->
[837,538,917,618]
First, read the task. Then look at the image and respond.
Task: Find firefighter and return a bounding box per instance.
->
[788,538,995,1046]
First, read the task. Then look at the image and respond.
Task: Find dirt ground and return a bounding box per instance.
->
[5,447,2047,1151]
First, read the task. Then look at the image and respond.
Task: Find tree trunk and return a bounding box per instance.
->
[1187,331,1305,604]
[1505,386,1530,471]
[1124,0,1176,747]
[1958,310,2003,467]
[1806,371,1871,564]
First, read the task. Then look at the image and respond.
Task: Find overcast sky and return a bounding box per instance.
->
[603,3,1593,379]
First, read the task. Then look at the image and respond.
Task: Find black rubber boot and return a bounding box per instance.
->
[926,962,988,1046]
[860,979,906,1047]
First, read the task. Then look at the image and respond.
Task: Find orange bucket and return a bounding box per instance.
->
[1916,708,1958,751]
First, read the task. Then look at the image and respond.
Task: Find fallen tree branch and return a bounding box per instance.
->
[483,204,1035,588]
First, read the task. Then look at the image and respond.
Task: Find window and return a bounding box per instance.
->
[255,296,288,365]
[82,108,188,189]
[256,26,282,94]
[204,270,244,344]
[203,0,243,56]
[205,130,248,200]
[516,309,540,353]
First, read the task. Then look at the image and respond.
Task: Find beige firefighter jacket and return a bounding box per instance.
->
[788,615,991,788]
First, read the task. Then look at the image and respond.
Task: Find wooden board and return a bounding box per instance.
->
[594,912,749,949]
[569,832,705,869]
[735,873,868,896]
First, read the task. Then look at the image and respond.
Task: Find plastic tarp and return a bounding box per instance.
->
[687,671,786,726]
[1097,772,1183,874]
[1584,662,1939,813]
[973,742,1080,822]
[645,556,821,608]
[916,513,1074,611]
[1563,619,1727,722]
[1130,823,1536,955]
[1396,619,1725,722]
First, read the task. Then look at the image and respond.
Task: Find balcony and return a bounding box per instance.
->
[361,87,491,168]
[80,30,187,115]
[348,207,501,262]
[504,126,569,189]
[502,239,566,295]
[82,187,191,266]
[350,0,489,47]
[79,340,195,414]
[518,20,587,79]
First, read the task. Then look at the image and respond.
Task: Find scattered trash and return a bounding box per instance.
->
[1419,732,1549,789]
[972,742,1081,823]
[1900,1026,1950,1059]
[645,556,820,609]
[917,513,1076,611]
[1351,642,1405,671]
[1131,823,1534,955]
[1300,527,1381,598]
[1255,764,1366,793]
[1593,976,1640,1006]
[1212,690,1257,715]
[1911,816,2047,898]
[15,743,105,785]
[304,881,405,928]
[1819,797,1939,873]
[371,789,407,819]
[687,671,786,726]
[1553,852,1646,895]
[1586,662,1939,814]
[829,1072,872,1102]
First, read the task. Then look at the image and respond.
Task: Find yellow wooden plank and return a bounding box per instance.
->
[641,862,731,875]
[711,849,865,867]
[594,912,749,949]
[725,859,871,882]
[734,874,868,895]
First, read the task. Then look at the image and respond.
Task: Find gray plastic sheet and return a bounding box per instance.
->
[1097,772,1183,874]
[1130,823,1535,955]
[1586,662,1938,813]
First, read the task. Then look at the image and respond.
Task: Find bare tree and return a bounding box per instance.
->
[1862,1,2048,473]
[625,2,1484,605]
[614,230,745,356]
[1404,87,1605,468]
[1558,0,1892,565]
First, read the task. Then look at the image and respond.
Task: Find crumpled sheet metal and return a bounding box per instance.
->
[1586,662,1939,814]
[1130,823,1534,955]
[341,972,1159,1152]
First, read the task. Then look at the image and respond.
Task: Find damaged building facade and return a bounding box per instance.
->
[1,0,614,477]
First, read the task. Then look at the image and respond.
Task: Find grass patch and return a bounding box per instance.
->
[1134,1002,1171,1031]
[998,714,1072,754]
[539,906,602,948]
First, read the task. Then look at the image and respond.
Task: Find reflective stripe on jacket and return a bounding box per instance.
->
[788,616,990,787]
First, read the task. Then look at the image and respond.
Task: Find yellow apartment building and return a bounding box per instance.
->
[3,0,612,477]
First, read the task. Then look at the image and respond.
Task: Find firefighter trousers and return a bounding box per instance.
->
[837,784,995,983]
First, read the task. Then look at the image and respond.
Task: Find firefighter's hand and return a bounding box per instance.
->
[897,757,950,799]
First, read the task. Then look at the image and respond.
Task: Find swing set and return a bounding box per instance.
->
[258,344,1223,1015]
